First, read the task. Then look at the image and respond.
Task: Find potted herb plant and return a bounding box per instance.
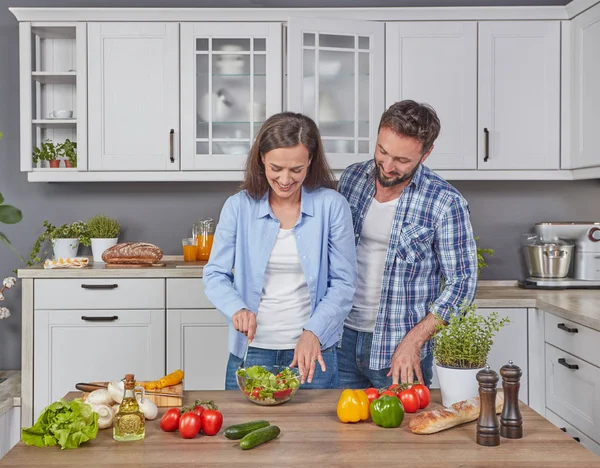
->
[32,140,60,168]
[475,236,494,277]
[87,214,121,263]
[60,139,77,168]
[432,302,509,407]
[28,220,91,264]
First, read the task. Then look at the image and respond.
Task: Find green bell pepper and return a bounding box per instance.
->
[369,395,404,428]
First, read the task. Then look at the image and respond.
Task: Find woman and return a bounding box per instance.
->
[203,112,357,389]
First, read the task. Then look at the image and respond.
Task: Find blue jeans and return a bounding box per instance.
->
[225,345,339,390]
[338,327,434,389]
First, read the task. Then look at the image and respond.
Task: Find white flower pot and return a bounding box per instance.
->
[52,238,79,259]
[435,362,484,407]
[91,238,119,263]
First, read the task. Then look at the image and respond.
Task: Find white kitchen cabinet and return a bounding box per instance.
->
[167,309,229,391]
[430,308,529,404]
[166,279,229,390]
[180,23,282,171]
[478,21,560,170]
[0,407,20,461]
[33,309,165,421]
[563,2,600,170]
[287,17,385,170]
[385,22,477,170]
[545,408,600,457]
[88,23,180,171]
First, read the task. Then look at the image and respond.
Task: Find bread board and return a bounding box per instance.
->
[81,381,183,407]
[104,262,166,268]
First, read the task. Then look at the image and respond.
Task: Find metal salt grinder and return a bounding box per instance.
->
[500,360,523,439]
[476,365,500,446]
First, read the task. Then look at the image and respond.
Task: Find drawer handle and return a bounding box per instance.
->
[81,284,119,290]
[560,427,566,432]
[557,323,578,333]
[558,358,579,370]
[573,437,581,443]
[81,316,119,322]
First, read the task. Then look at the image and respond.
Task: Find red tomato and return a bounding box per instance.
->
[380,390,398,398]
[201,409,223,436]
[192,405,205,418]
[364,388,380,403]
[411,384,431,409]
[387,384,402,394]
[179,412,201,439]
[251,386,263,399]
[398,388,420,413]
[159,408,181,432]
[273,388,293,399]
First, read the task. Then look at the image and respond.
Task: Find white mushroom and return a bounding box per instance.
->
[108,381,125,404]
[87,388,113,406]
[136,395,158,420]
[89,403,114,429]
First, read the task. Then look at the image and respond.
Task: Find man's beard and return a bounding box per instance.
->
[374,159,421,188]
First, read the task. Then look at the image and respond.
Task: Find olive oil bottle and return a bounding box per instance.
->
[113,374,145,442]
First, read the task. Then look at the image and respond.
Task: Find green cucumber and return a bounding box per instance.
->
[239,425,281,450]
[223,420,271,440]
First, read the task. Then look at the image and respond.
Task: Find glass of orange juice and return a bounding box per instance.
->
[193,218,215,261]
[182,238,198,261]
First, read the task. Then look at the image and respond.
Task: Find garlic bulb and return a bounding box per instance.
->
[108,381,124,404]
[87,388,113,406]
[89,403,114,429]
[136,395,158,420]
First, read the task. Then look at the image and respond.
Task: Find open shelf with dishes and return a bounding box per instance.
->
[20,23,86,171]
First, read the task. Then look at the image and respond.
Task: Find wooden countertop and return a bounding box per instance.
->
[1,390,598,467]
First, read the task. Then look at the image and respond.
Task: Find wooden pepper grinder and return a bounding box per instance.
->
[500,360,523,439]
[476,365,500,446]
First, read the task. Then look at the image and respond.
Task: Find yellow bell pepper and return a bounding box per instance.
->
[337,389,370,423]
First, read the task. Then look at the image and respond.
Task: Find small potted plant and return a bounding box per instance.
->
[32,140,60,168]
[60,139,77,168]
[28,220,91,264]
[87,214,121,263]
[432,302,509,407]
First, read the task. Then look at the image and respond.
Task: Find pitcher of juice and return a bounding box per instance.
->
[193,218,215,261]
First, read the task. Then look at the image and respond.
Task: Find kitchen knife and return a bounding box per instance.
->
[75,382,182,397]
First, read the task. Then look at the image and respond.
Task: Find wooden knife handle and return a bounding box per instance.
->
[75,383,108,392]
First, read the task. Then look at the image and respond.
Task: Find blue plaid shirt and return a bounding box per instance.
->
[338,160,478,370]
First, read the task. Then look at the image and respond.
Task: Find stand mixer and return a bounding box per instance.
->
[520,222,600,289]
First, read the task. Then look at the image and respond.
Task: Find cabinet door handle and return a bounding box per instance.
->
[483,128,490,162]
[558,358,579,370]
[81,284,118,290]
[560,427,566,432]
[557,323,578,333]
[81,316,119,322]
[573,437,581,443]
[170,129,175,163]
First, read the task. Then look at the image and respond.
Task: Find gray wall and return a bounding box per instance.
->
[0,0,591,370]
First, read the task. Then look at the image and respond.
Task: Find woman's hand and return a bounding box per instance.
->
[290,330,325,384]
[232,309,257,342]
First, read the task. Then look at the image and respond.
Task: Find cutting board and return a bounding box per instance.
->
[105,263,166,268]
[81,382,183,407]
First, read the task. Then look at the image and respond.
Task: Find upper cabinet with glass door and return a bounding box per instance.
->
[180,23,282,171]
[287,17,384,171]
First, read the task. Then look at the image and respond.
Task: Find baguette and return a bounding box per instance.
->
[102,242,163,264]
[409,391,504,434]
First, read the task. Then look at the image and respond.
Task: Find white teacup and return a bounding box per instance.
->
[49,110,73,119]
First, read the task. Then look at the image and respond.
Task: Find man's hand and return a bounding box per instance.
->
[290,330,325,384]
[387,335,423,385]
[232,309,257,342]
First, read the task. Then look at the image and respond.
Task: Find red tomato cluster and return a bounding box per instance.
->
[366,383,431,414]
[159,400,223,439]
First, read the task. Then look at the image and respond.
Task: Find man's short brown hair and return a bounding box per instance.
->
[378,100,441,155]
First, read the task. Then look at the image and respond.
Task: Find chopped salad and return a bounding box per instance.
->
[237,366,300,403]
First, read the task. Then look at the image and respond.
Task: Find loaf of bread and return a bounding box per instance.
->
[409,391,504,434]
[101,242,163,264]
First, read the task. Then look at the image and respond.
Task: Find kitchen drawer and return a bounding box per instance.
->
[34,279,165,310]
[545,408,600,456]
[167,278,213,309]
[545,312,600,368]
[545,343,600,443]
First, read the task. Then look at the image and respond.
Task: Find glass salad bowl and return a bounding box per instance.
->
[236,365,301,406]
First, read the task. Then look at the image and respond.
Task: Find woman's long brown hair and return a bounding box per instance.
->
[241,112,335,200]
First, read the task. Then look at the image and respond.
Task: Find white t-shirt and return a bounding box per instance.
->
[344,197,399,332]
[251,228,312,349]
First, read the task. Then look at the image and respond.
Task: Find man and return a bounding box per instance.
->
[337,100,478,388]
